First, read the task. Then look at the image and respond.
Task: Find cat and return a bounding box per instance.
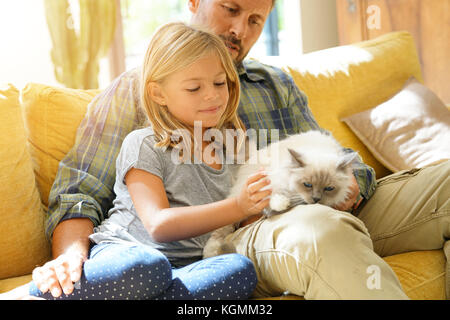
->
[202,130,359,259]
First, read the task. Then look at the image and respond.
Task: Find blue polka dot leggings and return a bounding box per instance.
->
[28,243,257,300]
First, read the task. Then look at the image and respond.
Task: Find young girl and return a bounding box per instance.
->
[23,22,271,300]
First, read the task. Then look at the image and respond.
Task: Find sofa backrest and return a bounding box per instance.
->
[21,84,101,209]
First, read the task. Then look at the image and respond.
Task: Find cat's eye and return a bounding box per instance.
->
[303,182,312,188]
[324,186,335,192]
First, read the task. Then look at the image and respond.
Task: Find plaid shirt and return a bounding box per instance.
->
[46,59,376,239]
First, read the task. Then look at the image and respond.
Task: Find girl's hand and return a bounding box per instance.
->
[236,169,272,218]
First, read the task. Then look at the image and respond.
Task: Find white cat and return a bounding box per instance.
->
[203,130,359,258]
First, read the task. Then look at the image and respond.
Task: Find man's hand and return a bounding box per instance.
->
[32,218,93,298]
[334,175,360,212]
[32,251,85,297]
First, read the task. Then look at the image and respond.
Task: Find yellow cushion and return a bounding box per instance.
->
[0,84,51,279]
[268,31,423,179]
[384,250,446,300]
[21,84,101,208]
[0,274,32,293]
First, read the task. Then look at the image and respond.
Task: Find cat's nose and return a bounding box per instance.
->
[313,197,321,203]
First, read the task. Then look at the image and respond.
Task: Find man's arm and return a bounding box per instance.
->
[344,147,377,210]
[51,218,93,259]
[31,219,93,297]
[45,68,142,239]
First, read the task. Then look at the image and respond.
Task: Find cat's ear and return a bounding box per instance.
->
[288,148,306,167]
[337,152,359,171]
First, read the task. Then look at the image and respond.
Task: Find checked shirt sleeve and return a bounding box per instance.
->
[45,69,143,239]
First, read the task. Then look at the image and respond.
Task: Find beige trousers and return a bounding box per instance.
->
[227,160,450,299]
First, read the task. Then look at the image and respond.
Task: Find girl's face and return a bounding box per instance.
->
[154,52,230,130]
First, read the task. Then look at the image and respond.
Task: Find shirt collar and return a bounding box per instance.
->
[236,60,266,82]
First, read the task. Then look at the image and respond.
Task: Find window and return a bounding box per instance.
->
[0,0,58,89]
[120,0,286,71]
[249,0,283,57]
[120,0,190,70]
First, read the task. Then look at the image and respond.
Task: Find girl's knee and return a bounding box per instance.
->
[90,244,171,278]
[85,244,172,299]
[128,246,171,272]
[227,254,256,274]
[184,254,257,299]
[210,253,255,273]
[124,245,172,287]
[218,253,258,294]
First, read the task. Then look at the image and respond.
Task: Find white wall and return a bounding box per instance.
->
[299,0,339,53]
[0,0,339,90]
[282,0,339,56]
[280,0,303,56]
[0,0,59,89]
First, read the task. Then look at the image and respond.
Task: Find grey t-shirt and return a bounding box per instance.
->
[89,127,232,267]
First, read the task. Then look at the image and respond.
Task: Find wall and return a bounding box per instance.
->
[282,0,339,55]
[300,0,340,53]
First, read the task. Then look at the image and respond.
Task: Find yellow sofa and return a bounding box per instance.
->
[0,31,446,299]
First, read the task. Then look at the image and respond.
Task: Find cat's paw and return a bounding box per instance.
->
[270,194,290,212]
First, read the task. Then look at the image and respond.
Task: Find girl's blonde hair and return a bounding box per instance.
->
[140,22,245,159]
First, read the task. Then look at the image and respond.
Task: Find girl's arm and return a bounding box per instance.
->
[125,168,271,243]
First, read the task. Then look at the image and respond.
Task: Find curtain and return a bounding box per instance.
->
[44,0,117,89]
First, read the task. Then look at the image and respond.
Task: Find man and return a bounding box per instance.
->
[27,0,449,299]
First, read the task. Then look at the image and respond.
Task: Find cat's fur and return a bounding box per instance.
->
[202,130,359,258]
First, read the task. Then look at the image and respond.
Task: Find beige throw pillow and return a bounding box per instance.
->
[341,78,450,172]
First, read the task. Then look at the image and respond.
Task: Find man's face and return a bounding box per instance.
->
[189,0,273,64]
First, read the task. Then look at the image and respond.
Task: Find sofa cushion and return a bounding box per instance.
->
[384,250,446,300]
[0,84,51,279]
[260,31,423,179]
[0,274,32,294]
[341,78,450,172]
[21,84,101,208]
